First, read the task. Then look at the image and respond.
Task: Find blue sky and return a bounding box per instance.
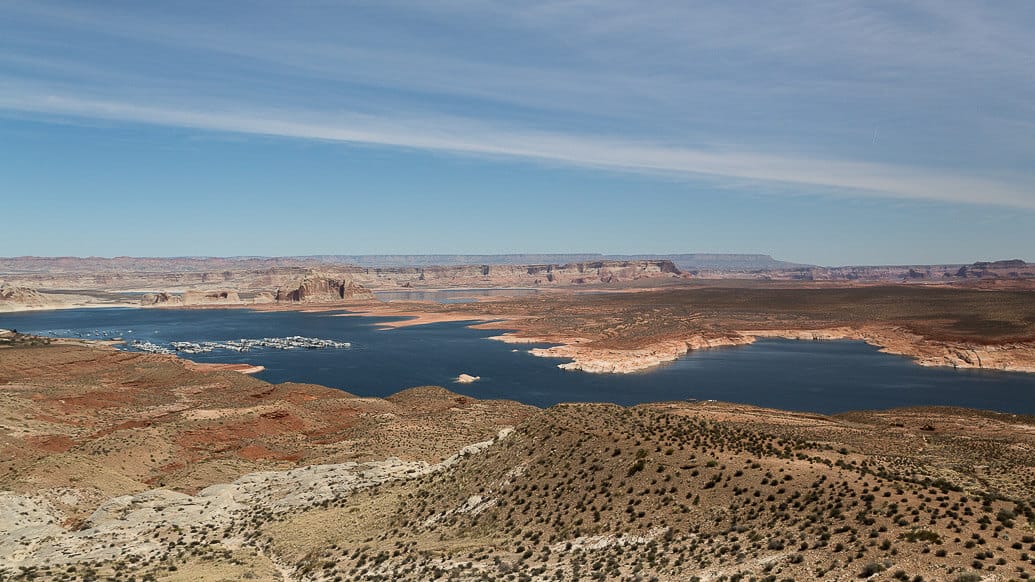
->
[1,1,1032,265]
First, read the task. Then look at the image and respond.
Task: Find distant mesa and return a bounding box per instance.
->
[974,259,1027,269]
[954,259,1033,279]
[776,258,1034,282]
[604,253,809,272]
[517,259,681,285]
[3,256,1033,295]
[296,253,806,271]
[275,276,374,303]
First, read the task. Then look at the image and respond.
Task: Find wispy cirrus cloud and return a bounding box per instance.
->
[2,88,1031,209]
[1,0,1033,209]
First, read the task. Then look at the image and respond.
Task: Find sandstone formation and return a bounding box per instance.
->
[0,284,132,312]
[0,284,47,309]
[182,290,243,305]
[760,259,1035,282]
[0,258,684,294]
[140,290,246,307]
[139,291,181,306]
[530,335,754,373]
[274,276,374,302]
[4,257,1035,298]
[0,434,507,572]
[252,291,275,303]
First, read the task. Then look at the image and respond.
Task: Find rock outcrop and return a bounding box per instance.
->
[0,408,513,573]
[0,284,99,311]
[275,276,374,303]
[0,284,47,308]
[252,291,275,303]
[141,290,245,306]
[142,284,372,307]
[139,292,181,306]
[181,290,242,305]
[517,334,754,373]
[0,259,684,292]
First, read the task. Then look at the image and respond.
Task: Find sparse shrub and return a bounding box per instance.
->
[627,459,645,477]
[900,530,941,544]
[859,562,885,577]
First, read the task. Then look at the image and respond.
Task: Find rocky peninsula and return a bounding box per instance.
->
[365,283,1035,376]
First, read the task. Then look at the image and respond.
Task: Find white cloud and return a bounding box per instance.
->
[1,89,1030,209]
[1,1,1032,210]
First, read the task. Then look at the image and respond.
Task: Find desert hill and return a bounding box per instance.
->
[0,284,112,312]
[0,340,532,520]
[1,339,1034,580]
[293,402,1033,581]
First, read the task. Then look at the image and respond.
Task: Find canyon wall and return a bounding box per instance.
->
[0,259,683,293]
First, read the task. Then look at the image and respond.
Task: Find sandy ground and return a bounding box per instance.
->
[181,360,266,374]
[0,299,140,313]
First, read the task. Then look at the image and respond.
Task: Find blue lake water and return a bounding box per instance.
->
[3,307,1035,415]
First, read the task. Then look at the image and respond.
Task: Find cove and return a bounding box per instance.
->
[3,307,1035,415]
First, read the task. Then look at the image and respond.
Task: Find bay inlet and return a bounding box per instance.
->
[4,307,1035,415]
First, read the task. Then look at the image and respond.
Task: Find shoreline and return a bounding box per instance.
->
[504,327,1035,375]
[0,284,558,315]
[3,334,1033,580]
[181,360,267,375]
[743,327,1035,374]
[262,297,1035,377]
[0,300,141,313]
[5,299,1035,377]
[333,308,499,328]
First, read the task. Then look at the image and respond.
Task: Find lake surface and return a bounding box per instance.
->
[3,308,1035,415]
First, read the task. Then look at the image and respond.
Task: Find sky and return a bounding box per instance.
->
[1,1,1033,266]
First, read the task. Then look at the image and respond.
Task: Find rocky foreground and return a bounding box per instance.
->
[1,340,1034,581]
[0,340,532,516]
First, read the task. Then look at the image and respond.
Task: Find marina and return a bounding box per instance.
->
[137,336,352,354]
[4,307,1035,414]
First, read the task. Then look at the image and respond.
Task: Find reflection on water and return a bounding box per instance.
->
[3,307,1035,415]
[374,288,538,303]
